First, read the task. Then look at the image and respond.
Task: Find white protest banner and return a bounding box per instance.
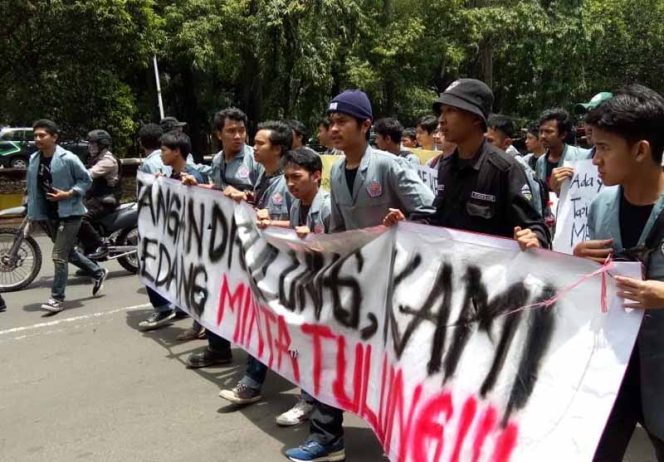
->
[137,172,641,462]
[553,159,604,254]
[418,164,438,191]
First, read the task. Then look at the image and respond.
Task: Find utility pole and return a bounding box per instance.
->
[152,55,165,120]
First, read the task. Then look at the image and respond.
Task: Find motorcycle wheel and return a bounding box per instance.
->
[0,228,42,292]
[116,226,139,274]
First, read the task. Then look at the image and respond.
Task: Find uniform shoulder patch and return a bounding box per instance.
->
[521,183,533,201]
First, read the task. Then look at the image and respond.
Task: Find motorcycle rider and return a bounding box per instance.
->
[77,130,122,259]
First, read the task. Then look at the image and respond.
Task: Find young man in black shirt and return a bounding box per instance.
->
[574,84,664,462]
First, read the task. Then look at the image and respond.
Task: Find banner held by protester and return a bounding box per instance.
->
[137,172,641,462]
[553,159,604,254]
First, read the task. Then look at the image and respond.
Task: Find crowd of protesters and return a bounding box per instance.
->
[4,78,664,462]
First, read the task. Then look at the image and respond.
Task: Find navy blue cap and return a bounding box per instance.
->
[327,90,373,121]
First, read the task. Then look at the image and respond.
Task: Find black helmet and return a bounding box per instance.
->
[87,129,112,149]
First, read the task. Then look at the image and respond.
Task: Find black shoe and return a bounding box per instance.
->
[92,268,109,296]
[0,298,7,312]
[89,245,109,260]
[138,310,176,331]
[186,348,232,369]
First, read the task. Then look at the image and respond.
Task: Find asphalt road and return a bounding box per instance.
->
[0,235,657,461]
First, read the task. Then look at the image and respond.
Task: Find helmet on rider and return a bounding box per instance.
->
[87,129,112,154]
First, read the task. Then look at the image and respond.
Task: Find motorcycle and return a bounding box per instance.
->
[0,202,139,292]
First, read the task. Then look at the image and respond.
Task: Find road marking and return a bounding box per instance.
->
[0,303,150,336]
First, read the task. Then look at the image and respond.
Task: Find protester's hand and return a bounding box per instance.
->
[549,167,575,193]
[46,188,73,202]
[223,186,247,203]
[383,208,406,227]
[514,226,541,250]
[223,185,240,197]
[615,277,664,310]
[257,218,271,229]
[295,226,311,239]
[181,173,198,186]
[256,209,271,221]
[573,239,613,263]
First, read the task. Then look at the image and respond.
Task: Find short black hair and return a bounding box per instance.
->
[487,114,516,139]
[416,115,438,134]
[138,123,163,150]
[374,118,403,144]
[284,147,323,175]
[403,128,417,140]
[318,118,330,130]
[538,108,573,137]
[527,123,539,137]
[257,121,293,156]
[288,119,309,141]
[586,84,664,164]
[32,119,60,136]
[214,107,248,132]
[160,131,191,159]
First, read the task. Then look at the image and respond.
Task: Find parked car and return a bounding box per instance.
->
[0,127,89,169]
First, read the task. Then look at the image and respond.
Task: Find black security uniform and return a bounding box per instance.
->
[413,140,551,248]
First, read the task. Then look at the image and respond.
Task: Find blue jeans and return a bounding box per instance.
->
[239,355,268,390]
[41,218,103,301]
[146,286,171,314]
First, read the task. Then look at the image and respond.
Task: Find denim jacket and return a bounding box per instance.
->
[26,145,91,220]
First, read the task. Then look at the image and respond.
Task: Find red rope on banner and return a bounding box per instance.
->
[502,257,615,317]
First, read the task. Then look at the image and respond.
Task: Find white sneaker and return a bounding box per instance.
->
[41,298,64,313]
[276,399,315,426]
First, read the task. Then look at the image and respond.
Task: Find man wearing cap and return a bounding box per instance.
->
[386,79,550,250]
[535,107,592,194]
[284,90,434,462]
[575,92,614,152]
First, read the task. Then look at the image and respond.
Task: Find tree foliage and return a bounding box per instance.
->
[1,0,663,155]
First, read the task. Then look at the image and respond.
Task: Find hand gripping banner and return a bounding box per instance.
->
[137,173,642,462]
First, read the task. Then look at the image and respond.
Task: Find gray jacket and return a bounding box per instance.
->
[588,186,664,439]
[329,146,435,232]
[289,189,331,234]
[210,144,263,191]
[255,172,293,221]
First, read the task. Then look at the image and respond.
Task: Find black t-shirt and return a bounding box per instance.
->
[38,154,59,219]
[545,158,558,185]
[298,204,311,227]
[620,194,654,249]
[345,167,358,195]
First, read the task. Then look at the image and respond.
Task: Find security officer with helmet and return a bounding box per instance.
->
[78,129,122,259]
